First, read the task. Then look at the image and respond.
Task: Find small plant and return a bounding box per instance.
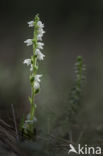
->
[68,56,86,122]
[56,56,86,137]
[21,14,45,137]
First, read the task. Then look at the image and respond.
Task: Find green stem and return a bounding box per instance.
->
[30,19,38,120]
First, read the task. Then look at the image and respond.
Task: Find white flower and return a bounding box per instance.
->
[27,114,37,122]
[35,74,42,82]
[30,64,33,71]
[37,42,44,49]
[34,74,42,89]
[27,21,34,27]
[35,49,41,55]
[37,29,45,41]
[34,81,40,90]
[38,28,45,35]
[37,34,43,41]
[37,52,45,61]
[35,49,45,60]
[37,21,45,41]
[23,59,33,71]
[23,59,31,66]
[37,21,44,29]
[24,39,33,46]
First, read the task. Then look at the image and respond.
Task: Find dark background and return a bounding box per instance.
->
[0,0,103,145]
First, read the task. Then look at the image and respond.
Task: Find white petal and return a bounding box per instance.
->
[35,49,41,55]
[37,52,45,61]
[27,114,37,123]
[35,74,42,82]
[28,21,34,27]
[30,64,33,71]
[37,21,44,28]
[38,28,45,35]
[24,39,33,46]
[34,81,40,90]
[37,42,44,49]
[23,59,31,66]
[35,49,45,60]
[37,34,43,41]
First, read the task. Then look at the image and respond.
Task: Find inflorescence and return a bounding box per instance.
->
[22,14,45,136]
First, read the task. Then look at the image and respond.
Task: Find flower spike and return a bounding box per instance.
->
[22,14,45,137]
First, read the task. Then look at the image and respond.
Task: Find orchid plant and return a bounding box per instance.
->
[22,14,45,136]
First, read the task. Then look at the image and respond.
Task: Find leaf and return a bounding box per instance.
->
[28,96,32,104]
[35,89,40,94]
[30,75,34,83]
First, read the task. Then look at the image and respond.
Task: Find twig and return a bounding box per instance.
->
[76,130,84,144]
[0,119,12,129]
[11,104,19,141]
[69,130,73,143]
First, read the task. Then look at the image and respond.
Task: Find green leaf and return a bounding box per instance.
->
[35,89,40,94]
[34,65,38,71]
[28,96,32,104]
[30,75,34,83]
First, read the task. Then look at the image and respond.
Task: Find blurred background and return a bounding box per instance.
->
[0,0,103,148]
